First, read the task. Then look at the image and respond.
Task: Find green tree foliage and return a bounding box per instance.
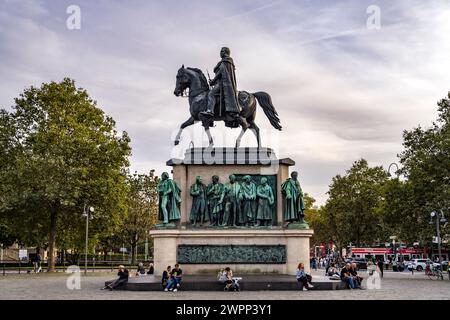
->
[320,159,388,251]
[0,78,131,271]
[304,194,331,246]
[392,92,450,246]
[116,170,159,264]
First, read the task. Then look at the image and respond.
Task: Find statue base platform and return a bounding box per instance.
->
[286,222,310,229]
[149,228,313,275]
[154,223,178,229]
[150,147,314,275]
[167,147,295,227]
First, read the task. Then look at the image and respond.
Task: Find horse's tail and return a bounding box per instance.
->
[253,91,282,130]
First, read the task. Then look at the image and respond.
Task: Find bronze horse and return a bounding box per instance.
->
[173,65,281,147]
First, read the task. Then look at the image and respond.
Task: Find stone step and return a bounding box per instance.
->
[105,275,348,291]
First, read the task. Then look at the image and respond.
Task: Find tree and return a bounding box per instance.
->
[392,92,450,248]
[303,193,329,246]
[0,78,131,271]
[116,170,159,264]
[320,159,389,252]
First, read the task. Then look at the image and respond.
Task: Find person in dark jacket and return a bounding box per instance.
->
[135,262,146,276]
[147,263,154,275]
[377,259,384,278]
[350,263,364,289]
[103,265,129,290]
[161,266,171,289]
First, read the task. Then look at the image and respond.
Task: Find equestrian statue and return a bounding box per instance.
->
[173,47,282,148]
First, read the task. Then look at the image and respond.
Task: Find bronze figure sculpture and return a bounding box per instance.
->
[256,177,274,226]
[189,176,208,226]
[206,175,224,226]
[240,175,257,226]
[157,172,182,224]
[220,174,242,227]
[281,171,307,226]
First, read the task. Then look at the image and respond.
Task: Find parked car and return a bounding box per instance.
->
[350,258,368,270]
[431,260,449,271]
[408,258,433,271]
[443,261,450,272]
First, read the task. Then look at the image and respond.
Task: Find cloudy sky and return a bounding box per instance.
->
[1,0,449,204]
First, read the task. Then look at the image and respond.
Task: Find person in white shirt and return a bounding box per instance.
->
[296,263,314,291]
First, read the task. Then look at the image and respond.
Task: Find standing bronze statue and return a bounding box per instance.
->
[189,176,208,226]
[206,175,224,226]
[240,175,257,226]
[219,174,242,227]
[281,171,307,226]
[157,172,182,224]
[256,177,274,226]
[173,47,282,148]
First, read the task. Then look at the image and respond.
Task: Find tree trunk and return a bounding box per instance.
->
[47,204,58,272]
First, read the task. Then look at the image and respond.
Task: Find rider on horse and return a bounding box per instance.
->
[201,47,249,129]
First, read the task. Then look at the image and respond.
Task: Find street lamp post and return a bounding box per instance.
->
[82,205,94,275]
[429,210,447,273]
[387,163,401,266]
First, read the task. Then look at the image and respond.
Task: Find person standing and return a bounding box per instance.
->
[377,259,384,278]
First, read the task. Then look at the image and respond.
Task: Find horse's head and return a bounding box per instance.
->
[174,64,190,96]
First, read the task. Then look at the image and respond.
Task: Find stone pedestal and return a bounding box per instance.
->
[150,147,314,275]
[149,229,313,275]
[166,148,295,227]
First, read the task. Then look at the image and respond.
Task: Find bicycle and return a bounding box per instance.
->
[425,264,444,280]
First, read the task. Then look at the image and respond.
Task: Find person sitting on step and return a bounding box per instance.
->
[296,263,314,291]
[165,263,183,292]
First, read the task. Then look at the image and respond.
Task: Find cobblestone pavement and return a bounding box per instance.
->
[0,270,449,300]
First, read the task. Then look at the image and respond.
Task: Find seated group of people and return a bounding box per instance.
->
[135,262,154,276]
[340,262,364,289]
[218,267,241,291]
[326,262,341,279]
[162,264,183,292]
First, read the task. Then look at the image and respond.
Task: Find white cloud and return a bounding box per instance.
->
[1,0,449,204]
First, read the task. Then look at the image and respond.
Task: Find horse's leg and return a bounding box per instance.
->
[205,127,214,147]
[248,121,261,148]
[174,116,195,145]
[235,127,247,148]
